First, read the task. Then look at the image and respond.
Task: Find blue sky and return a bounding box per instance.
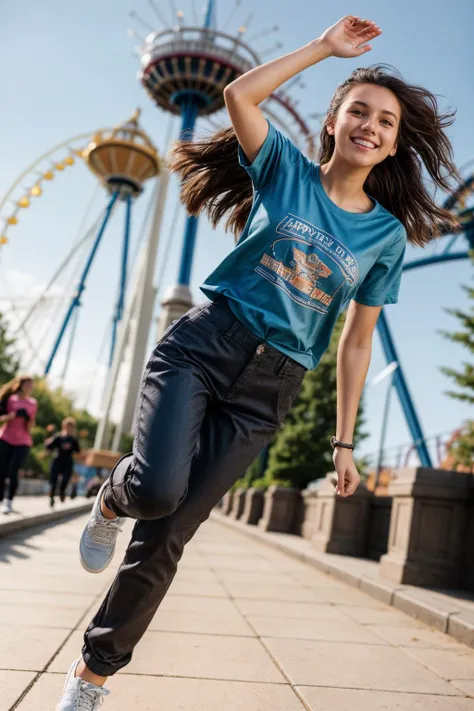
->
[1,0,473,466]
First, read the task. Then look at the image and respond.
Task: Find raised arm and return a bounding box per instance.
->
[224,16,380,162]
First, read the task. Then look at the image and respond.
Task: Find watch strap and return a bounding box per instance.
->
[330,436,355,451]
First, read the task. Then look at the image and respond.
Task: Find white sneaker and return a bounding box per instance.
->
[1,499,12,515]
[56,658,110,710]
[79,480,125,574]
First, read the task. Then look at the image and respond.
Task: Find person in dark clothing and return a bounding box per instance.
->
[45,417,80,507]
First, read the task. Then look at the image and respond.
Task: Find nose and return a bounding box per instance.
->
[360,115,377,134]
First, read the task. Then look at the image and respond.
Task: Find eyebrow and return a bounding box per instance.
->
[349,100,399,121]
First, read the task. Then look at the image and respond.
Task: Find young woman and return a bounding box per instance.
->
[0,375,37,514]
[45,417,81,507]
[56,16,460,710]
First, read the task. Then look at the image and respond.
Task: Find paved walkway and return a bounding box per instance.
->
[2,514,474,710]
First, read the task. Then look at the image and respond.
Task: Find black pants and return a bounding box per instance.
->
[49,460,73,500]
[82,298,305,676]
[0,440,30,501]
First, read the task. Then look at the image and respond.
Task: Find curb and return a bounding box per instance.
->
[0,501,93,537]
[211,511,474,650]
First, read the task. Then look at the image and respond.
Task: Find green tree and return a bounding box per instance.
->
[266,313,368,490]
[0,312,19,386]
[439,255,474,469]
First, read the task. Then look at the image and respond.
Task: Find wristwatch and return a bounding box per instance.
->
[330,436,355,451]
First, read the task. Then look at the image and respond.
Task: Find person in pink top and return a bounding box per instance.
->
[0,375,37,514]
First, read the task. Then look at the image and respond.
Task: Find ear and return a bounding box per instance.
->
[389,141,398,157]
[326,121,335,136]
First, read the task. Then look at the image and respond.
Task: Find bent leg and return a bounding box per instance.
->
[83,402,279,676]
[103,338,210,521]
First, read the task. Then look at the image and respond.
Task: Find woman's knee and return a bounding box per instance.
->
[131,478,186,520]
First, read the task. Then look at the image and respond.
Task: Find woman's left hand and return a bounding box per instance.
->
[332,448,360,497]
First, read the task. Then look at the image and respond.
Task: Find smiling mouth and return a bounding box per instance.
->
[350,137,379,150]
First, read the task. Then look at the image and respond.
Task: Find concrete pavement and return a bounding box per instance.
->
[2,513,474,710]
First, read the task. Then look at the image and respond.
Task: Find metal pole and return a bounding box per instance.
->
[44,190,119,375]
[177,101,200,286]
[374,370,394,491]
[109,193,132,366]
[376,309,432,468]
[112,168,171,445]
[93,253,142,451]
[59,307,80,387]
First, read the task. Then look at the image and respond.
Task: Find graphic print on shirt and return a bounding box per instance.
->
[255,213,360,314]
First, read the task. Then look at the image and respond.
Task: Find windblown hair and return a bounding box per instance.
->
[0,375,33,413]
[169,64,461,247]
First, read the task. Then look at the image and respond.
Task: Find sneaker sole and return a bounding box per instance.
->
[79,480,117,574]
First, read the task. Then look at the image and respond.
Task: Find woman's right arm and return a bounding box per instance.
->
[224,16,381,162]
[224,40,331,163]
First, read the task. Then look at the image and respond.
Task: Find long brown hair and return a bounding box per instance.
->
[169,64,461,247]
[0,375,33,404]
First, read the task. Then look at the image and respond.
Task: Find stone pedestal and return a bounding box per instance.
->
[221,490,234,515]
[367,496,392,561]
[380,468,473,588]
[309,473,373,556]
[301,488,320,540]
[241,488,264,525]
[259,486,301,533]
[230,488,246,520]
[462,499,474,592]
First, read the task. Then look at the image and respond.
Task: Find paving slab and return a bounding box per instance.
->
[0,670,35,711]
[404,646,474,680]
[247,614,389,644]
[0,626,71,671]
[298,687,474,710]
[262,637,461,694]
[17,673,306,711]
[50,629,286,683]
[232,598,349,620]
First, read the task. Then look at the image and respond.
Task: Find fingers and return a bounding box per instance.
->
[336,470,346,497]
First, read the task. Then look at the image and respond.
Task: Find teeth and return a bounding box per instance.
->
[352,138,376,149]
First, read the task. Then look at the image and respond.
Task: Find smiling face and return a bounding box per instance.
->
[327,83,401,168]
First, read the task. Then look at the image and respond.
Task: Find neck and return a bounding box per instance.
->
[319,154,373,212]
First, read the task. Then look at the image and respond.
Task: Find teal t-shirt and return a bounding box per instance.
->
[200,120,407,370]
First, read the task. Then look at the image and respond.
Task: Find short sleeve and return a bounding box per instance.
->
[354,227,407,306]
[238,120,304,191]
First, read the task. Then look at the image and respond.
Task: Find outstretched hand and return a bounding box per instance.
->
[319,16,382,59]
[332,448,360,497]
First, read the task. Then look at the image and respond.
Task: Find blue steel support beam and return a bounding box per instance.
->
[177,100,201,286]
[203,0,215,29]
[44,190,119,375]
[109,193,132,366]
[376,309,432,467]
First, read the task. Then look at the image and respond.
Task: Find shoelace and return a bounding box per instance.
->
[88,518,123,548]
[77,681,109,711]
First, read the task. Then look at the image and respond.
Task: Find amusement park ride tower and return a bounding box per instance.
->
[44,111,159,375]
[138,0,260,332]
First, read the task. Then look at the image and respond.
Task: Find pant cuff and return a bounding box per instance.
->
[81,646,130,678]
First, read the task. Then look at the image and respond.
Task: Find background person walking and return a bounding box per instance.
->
[0,375,37,514]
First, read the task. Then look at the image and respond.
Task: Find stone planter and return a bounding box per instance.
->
[367,496,393,561]
[229,487,246,520]
[308,473,373,556]
[241,488,264,525]
[221,489,234,515]
[259,485,301,533]
[301,488,320,540]
[380,468,474,588]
